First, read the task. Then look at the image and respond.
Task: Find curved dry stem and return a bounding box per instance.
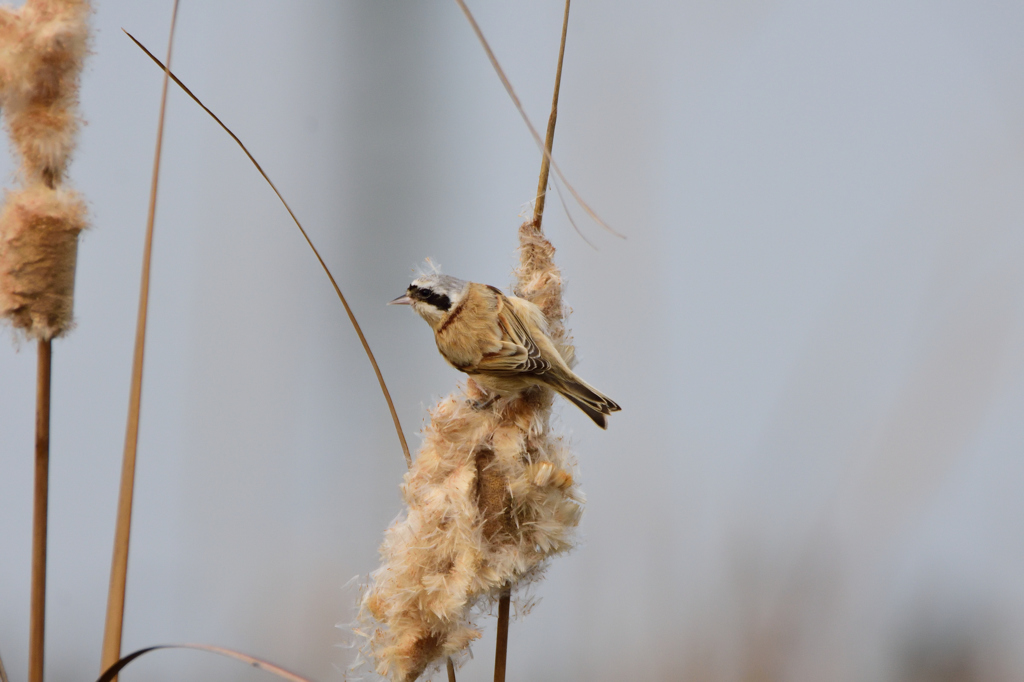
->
[102,4,181,676]
[453,0,623,240]
[550,167,595,249]
[96,644,315,682]
[123,30,412,469]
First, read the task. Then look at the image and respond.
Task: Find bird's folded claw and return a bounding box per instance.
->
[468,395,498,411]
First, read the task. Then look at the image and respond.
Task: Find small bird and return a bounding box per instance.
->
[390,273,620,428]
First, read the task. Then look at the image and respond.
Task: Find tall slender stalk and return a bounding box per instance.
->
[492,588,511,682]
[492,3,571,680]
[453,0,618,238]
[100,2,181,677]
[29,338,51,682]
[532,0,571,227]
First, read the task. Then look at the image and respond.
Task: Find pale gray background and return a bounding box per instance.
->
[3,1,1024,680]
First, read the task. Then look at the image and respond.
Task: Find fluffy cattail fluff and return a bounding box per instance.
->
[0,0,90,185]
[0,0,91,340]
[357,220,583,681]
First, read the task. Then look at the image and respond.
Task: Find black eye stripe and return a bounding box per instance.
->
[408,285,452,312]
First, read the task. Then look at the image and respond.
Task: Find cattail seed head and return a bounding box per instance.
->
[357,219,586,681]
[7,102,79,185]
[0,0,90,184]
[0,0,91,340]
[0,183,86,339]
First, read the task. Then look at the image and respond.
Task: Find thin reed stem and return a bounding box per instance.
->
[494,3,570,679]
[0,645,8,682]
[101,2,180,677]
[124,31,413,469]
[447,656,457,682]
[493,588,511,682]
[29,338,51,682]
[532,0,570,227]
[453,0,621,239]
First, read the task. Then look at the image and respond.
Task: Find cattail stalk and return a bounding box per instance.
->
[532,0,570,228]
[0,2,91,681]
[359,3,580,681]
[29,338,51,682]
[453,0,618,239]
[492,588,511,682]
[100,2,180,677]
[493,2,569,679]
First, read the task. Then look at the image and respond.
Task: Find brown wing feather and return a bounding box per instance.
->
[435,286,621,428]
[474,295,553,376]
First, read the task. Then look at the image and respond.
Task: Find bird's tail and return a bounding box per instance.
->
[551,375,621,429]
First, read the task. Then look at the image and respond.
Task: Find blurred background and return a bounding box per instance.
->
[2,0,1024,680]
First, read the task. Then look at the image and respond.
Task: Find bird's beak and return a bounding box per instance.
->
[388,294,413,306]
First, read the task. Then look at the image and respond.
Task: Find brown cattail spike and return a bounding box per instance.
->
[0,7,90,682]
[0,184,86,339]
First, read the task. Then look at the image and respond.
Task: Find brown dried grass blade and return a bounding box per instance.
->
[96,644,315,682]
[0,643,9,682]
[453,0,623,240]
[101,3,180,677]
[447,656,457,682]
[123,30,412,469]
[550,174,595,249]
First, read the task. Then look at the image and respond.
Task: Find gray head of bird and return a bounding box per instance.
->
[389,273,471,329]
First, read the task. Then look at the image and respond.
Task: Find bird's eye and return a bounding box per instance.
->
[406,285,451,311]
